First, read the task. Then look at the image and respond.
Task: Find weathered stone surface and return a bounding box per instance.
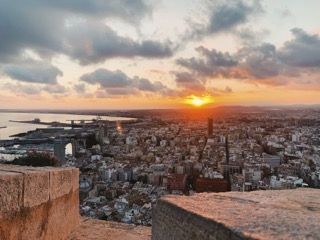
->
[68,218,151,240]
[45,190,80,240]
[0,170,23,220]
[0,164,79,240]
[72,168,80,191]
[50,168,73,200]
[24,170,50,208]
[152,189,320,240]
[0,164,51,207]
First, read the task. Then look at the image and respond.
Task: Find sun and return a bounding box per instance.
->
[184,95,214,107]
[191,97,205,107]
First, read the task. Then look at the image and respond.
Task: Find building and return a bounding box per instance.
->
[263,153,281,169]
[167,174,188,192]
[195,178,229,193]
[53,140,66,162]
[208,118,213,136]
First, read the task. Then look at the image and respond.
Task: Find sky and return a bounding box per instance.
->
[0,0,320,109]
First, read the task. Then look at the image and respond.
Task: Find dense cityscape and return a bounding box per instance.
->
[1,0,320,238]
[1,107,319,226]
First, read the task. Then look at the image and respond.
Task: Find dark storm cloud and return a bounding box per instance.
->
[3,62,63,84]
[278,28,320,68]
[187,0,263,40]
[81,69,169,96]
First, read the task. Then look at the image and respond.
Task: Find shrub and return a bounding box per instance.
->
[11,152,59,167]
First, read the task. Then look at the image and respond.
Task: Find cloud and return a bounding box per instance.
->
[238,43,282,79]
[136,78,167,92]
[42,84,68,94]
[0,0,172,67]
[3,61,63,84]
[176,44,289,86]
[0,1,64,63]
[173,72,206,92]
[65,22,174,65]
[3,83,42,96]
[74,83,87,94]
[176,47,238,78]
[81,69,131,88]
[212,86,233,96]
[2,82,67,96]
[208,0,262,33]
[279,28,320,68]
[80,68,169,96]
[186,0,263,40]
[176,27,320,87]
[42,0,152,23]
[172,70,234,96]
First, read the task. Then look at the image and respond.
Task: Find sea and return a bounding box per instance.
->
[0,112,133,161]
[0,112,132,140]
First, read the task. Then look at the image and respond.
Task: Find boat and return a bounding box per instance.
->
[0,126,7,129]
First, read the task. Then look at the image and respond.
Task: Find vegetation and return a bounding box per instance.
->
[11,152,59,167]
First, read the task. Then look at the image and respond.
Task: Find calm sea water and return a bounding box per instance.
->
[0,112,132,140]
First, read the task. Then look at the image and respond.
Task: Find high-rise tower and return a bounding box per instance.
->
[208,118,213,136]
[225,134,231,191]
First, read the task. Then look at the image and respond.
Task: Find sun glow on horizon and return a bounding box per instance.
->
[184,95,214,107]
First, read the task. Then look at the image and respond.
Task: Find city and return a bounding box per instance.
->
[68,107,320,226]
[2,107,319,228]
[0,0,320,239]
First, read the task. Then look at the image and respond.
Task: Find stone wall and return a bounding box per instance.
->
[152,189,320,240]
[0,164,79,240]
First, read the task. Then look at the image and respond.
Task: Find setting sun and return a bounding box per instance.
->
[185,95,214,107]
[192,97,205,107]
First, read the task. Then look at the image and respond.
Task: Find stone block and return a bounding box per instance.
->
[152,189,320,240]
[23,170,50,208]
[0,164,51,208]
[0,165,80,240]
[72,168,79,191]
[0,170,23,219]
[50,168,73,200]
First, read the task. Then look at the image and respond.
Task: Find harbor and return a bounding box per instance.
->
[0,111,137,162]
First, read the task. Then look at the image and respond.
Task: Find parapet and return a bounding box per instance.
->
[152,189,320,240]
[0,164,79,240]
